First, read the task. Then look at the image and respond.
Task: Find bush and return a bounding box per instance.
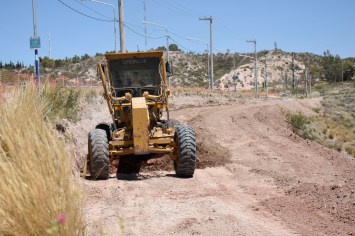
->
[0,83,85,235]
[284,110,315,140]
[40,84,81,121]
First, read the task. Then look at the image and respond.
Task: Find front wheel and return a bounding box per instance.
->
[88,129,110,180]
[173,125,196,177]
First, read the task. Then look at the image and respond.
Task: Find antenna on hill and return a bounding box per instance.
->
[274,42,278,52]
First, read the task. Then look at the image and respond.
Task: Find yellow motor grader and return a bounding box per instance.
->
[87,51,196,179]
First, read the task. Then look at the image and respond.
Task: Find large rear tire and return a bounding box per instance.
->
[174,125,196,177]
[88,129,110,180]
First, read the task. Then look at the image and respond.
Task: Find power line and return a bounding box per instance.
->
[169,36,191,52]
[124,23,166,39]
[125,21,145,30]
[169,0,204,16]
[57,0,114,22]
[72,0,111,20]
[168,30,189,41]
[150,0,197,18]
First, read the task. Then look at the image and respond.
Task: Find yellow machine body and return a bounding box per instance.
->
[97,51,175,166]
[131,97,150,155]
[88,51,196,179]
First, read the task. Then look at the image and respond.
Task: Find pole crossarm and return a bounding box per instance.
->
[199,17,212,21]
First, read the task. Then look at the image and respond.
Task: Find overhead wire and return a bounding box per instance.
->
[58,0,220,53]
[169,0,205,17]
[124,21,193,52]
[124,23,166,39]
[57,0,114,22]
[168,30,189,41]
[150,0,197,18]
[168,36,192,52]
[72,0,112,20]
[124,21,146,30]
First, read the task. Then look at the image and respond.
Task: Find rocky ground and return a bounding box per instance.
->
[66,94,355,235]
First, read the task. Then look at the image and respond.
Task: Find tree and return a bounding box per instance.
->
[40,56,55,69]
[321,50,342,83]
[156,46,166,51]
[81,54,90,61]
[4,61,15,69]
[342,59,355,81]
[72,55,80,64]
[169,44,180,51]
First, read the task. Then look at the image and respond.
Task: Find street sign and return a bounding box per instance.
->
[30,36,41,49]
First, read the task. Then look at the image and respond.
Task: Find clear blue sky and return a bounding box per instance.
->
[1,0,354,66]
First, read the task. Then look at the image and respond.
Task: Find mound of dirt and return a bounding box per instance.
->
[191,115,232,169]
[140,155,173,172]
[139,117,233,172]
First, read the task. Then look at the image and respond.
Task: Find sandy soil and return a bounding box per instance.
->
[68,95,355,235]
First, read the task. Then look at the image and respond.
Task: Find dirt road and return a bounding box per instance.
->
[73,97,355,236]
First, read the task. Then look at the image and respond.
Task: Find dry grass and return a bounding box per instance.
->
[171,86,264,99]
[285,83,355,156]
[40,84,81,122]
[81,87,99,104]
[0,83,85,235]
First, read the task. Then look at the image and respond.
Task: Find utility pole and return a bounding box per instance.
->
[143,0,147,49]
[187,37,209,88]
[264,55,268,96]
[83,0,117,52]
[31,0,40,85]
[118,0,126,52]
[305,67,308,98]
[207,47,210,89]
[48,32,51,58]
[341,60,344,85]
[142,21,170,59]
[142,20,170,86]
[309,75,312,98]
[199,16,213,89]
[247,40,258,95]
[166,28,170,63]
[291,52,295,89]
[233,54,237,93]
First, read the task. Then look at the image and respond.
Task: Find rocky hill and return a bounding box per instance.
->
[1,50,353,88]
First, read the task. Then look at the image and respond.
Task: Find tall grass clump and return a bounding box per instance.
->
[81,87,98,104]
[40,85,81,122]
[0,83,85,235]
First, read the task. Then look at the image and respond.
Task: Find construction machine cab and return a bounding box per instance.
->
[108,55,162,97]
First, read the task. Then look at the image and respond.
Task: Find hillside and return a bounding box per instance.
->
[0,50,353,89]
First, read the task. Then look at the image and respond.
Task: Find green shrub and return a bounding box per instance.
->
[284,110,315,140]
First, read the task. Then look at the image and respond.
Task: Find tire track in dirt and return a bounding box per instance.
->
[174,98,355,236]
[74,97,355,235]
